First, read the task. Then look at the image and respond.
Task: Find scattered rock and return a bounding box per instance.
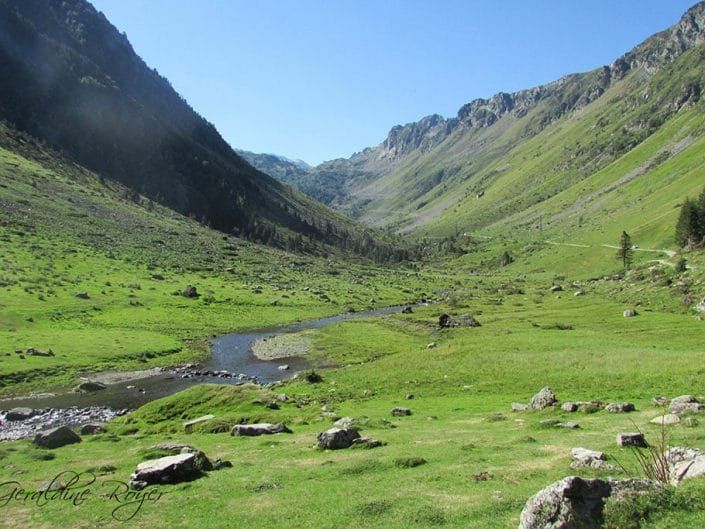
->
[669,395,705,414]
[438,313,451,328]
[518,476,612,529]
[129,453,205,487]
[571,448,611,469]
[75,292,90,299]
[529,386,557,410]
[472,471,493,481]
[38,480,66,493]
[316,427,361,450]
[406,393,415,400]
[277,364,289,371]
[426,342,436,349]
[512,402,529,412]
[25,347,54,357]
[667,447,705,485]
[231,423,292,436]
[549,285,563,292]
[181,285,199,298]
[562,421,580,429]
[623,309,638,318]
[6,407,36,421]
[33,426,82,449]
[616,432,647,448]
[80,423,107,435]
[574,290,585,297]
[605,402,635,413]
[351,436,385,449]
[650,414,680,426]
[76,381,107,392]
[561,402,581,412]
[183,414,215,432]
[540,419,562,428]
[391,407,412,416]
[401,306,413,314]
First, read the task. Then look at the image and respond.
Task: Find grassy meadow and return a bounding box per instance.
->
[2,123,705,529]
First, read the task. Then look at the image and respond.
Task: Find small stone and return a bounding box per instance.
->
[574,290,585,297]
[549,285,563,292]
[617,432,647,448]
[605,402,635,413]
[562,421,580,429]
[334,417,357,428]
[512,402,529,412]
[75,292,90,299]
[623,309,638,317]
[76,381,107,392]
[391,407,412,416]
[561,402,579,412]
[277,364,289,371]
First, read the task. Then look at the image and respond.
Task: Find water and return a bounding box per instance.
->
[0,305,409,411]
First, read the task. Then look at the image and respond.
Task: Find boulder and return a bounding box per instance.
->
[669,395,705,415]
[518,476,611,529]
[519,477,660,529]
[529,387,557,410]
[183,414,215,432]
[391,407,412,416]
[605,402,635,413]
[616,432,647,448]
[129,453,203,487]
[316,427,361,450]
[80,423,107,435]
[6,407,36,421]
[76,381,107,392]
[666,447,705,485]
[33,426,82,449]
[231,423,292,436]
[650,414,680,426]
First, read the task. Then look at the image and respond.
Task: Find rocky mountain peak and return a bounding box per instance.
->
[379,113,454,161]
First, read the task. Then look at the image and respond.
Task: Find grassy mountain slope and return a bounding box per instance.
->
[280,2,705,253]
[0,0,404,259]
[0,123,436,393]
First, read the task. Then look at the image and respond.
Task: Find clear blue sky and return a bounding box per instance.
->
[90,0,697,165]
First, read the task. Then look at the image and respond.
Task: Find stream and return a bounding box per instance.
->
[0,304,410,414]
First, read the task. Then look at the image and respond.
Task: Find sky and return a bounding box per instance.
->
[90,0,697,165]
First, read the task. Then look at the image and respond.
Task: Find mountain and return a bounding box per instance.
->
[235,149,311,184]
[0,0,404,260]
[279,2,705,245]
